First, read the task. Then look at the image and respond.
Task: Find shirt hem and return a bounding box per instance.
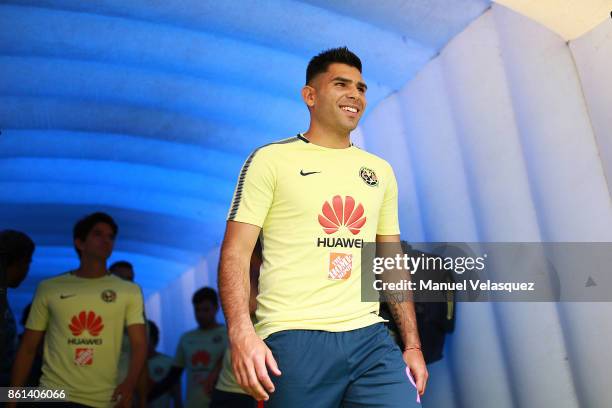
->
[215,384,248,395]
[256,315,385,340]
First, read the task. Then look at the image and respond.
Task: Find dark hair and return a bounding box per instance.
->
[148,320,159,345]
[306,47,362,85]
[192,287,219,307]
[72,212,118,257]
[0,230,35,267]
[109,261,133,272]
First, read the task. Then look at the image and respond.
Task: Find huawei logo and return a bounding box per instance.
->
[191,350,211,367]
[318,195,366,235]
[69,311,104,337]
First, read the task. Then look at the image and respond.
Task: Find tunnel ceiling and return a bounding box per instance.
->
[494,0,612,40]
[0,0,491,300]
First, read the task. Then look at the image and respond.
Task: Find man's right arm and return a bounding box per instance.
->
[8,329,45,408]
[218,221,280,402]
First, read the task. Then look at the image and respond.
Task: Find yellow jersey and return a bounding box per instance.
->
[214,348,244,394]
[173,325,227,408]
[228,135,400,340]
[26,272,145,407]
[148,352,176,408]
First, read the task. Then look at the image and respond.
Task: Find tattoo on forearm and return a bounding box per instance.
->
[387,298,419,346]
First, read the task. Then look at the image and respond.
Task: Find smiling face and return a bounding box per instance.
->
[303,63,367,134]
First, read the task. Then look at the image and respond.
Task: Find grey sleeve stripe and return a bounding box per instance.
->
[227,136,301,221]
[228,149,258,220]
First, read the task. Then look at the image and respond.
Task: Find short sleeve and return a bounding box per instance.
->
[173,335,186,367]
[377,164,400,235]
[25,283,49,331]
[125,285,145,327]
[227,147,276,227]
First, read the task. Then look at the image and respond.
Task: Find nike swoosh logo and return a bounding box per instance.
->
[60,294,76,299]
[300,170,321,176]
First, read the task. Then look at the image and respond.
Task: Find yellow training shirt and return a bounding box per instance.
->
[227,135,400,340]
[26,272,145,407]
[173,325,227,408]
[148,352,176,408]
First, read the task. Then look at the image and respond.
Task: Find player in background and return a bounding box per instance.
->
[1,229,35,387]
[9,212,147,408]
[110,260,149,408]
[110,261,135,282]
[149,287,227,408]
[147,320,182,408]
[210,241,261,408]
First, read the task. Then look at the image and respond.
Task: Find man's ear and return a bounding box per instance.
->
[302,85,316,108]
[74,238,84,253]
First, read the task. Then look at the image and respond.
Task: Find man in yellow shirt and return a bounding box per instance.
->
[110,260,149,408]
[149,287,227,408]
[147,320,182,408]
[219,47,428,407]
[10,212,147,408]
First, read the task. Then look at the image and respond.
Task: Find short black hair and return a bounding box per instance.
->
[109,260,133,272]
[306,47,362,85]
[148,320,160,345]
[192,287,219,307]
[73,212,118,257]
[0,230,35,268]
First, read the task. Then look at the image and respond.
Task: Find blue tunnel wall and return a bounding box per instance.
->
[3,1,611,407]
[1,0,489,323]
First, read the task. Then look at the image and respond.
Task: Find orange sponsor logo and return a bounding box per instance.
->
[74,348,94,366]
[329,253,353,280]
[191,350,211,367]
[69,311,104,337]
[318,196,366,235]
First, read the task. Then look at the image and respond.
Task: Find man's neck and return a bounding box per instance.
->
[74,258,108,278]
[303,122,351,149]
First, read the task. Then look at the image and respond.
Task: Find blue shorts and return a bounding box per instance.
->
[263,323,420,408]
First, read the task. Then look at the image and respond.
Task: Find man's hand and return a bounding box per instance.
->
[112,380,135,408]
[231,329,281,401]
[403,349,428,396]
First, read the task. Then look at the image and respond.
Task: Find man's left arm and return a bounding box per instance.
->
[114,286,147,407]
[113,323,147,407]
[376,234,428,396]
